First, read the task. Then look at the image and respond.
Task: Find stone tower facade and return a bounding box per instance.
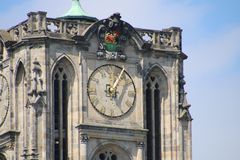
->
[0,6,192,160]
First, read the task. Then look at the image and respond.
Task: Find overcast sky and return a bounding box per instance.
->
[1,0,240,160]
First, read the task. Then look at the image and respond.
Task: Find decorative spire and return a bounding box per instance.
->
[58,0,98,22]
[64,0,86,17]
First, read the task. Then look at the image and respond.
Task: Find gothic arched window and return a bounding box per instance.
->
[15,62,27,153]
[52,58,74,160]
[145,67,167,160]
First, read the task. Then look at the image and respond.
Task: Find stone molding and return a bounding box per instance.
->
[0,130,20,151]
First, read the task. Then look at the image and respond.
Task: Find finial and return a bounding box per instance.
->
[58,0,98,22]
[64,0,86,17]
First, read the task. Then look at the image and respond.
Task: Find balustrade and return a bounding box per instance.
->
[7,12,181,50]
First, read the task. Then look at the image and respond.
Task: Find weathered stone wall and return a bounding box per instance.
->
[0,11,192,160]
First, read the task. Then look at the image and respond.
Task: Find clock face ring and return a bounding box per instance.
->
[87,64,136,118]
[0,74,9,127]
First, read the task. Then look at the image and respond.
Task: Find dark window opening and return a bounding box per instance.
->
[98,151,117,160]
[146,82,153,160]
[62,79,68,130]
[154,83,161,159]
[54,78,60,130]
[62,78,68,159]
[53,70,68,160]
[146,78,161,160]
[54,139,60,160]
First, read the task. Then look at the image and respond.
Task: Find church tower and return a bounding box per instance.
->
[0,1,192,160]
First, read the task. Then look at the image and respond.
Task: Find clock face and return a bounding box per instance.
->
[0,75,9,127]
[87,64,136,118]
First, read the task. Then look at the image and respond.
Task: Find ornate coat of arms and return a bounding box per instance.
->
[97,13,129,60]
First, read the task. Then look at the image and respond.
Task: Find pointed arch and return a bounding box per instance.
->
[14,61,27,158]
[50,54,78,82]
[15,61,26,85]
[15,61,26,111]
[51,55,76,160]
[144,64,168,160]
[144,63,168,82]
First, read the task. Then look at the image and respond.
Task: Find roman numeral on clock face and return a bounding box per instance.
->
[106,65,114,74]
[110,109,115,117]
[125,79,132,85]
[128,91,135,97]
[88,87,96,95]
[98,68,106,78]
[90,77,99,83]
[125,100,132,108]
[91,96,99,106]
[100,106,106,114]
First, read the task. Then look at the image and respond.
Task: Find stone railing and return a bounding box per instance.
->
[7,11,182,51]
[8,20,28,42]
[8,11,92,42]
[136,27,182,50]
[46,18,91,36]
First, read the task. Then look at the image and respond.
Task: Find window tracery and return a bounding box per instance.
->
[98,150,118,160]
[145,67,166,160]
[52,58,74,160]
[92,144,131,160]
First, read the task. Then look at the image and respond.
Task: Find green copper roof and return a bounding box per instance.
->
[58,0,97,22]
[64,0,86,17]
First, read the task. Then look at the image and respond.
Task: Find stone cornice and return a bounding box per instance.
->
[76,123,147,141]
[0,130,20,150]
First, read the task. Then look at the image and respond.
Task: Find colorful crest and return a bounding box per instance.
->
[97,13,129,60]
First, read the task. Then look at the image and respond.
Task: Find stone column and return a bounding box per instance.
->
[80,134,89,160]
[30,104,38,160]
[137,142,145,160]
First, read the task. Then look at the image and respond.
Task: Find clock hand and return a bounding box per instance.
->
[111,68,125,92]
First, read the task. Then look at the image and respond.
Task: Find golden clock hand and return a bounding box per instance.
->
[111,68,125,90]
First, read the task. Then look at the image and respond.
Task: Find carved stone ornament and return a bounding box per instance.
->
[97,13,129,61]
[80,134,89,143]
[5,141,14,150]
[137,141,145,148]
[28,58,44,97]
